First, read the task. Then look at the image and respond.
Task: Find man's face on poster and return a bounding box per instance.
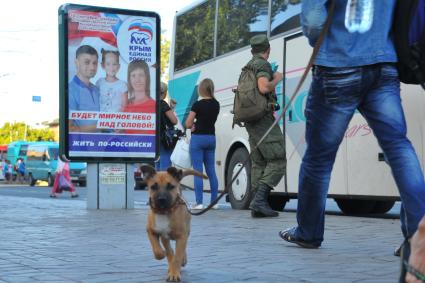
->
[75,54,98,80]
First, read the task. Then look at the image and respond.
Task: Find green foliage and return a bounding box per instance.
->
[0,122,55,145]
[173,0,302,70]
[161,33,171,80]
[174,0,215,70]
[217,0,269,56]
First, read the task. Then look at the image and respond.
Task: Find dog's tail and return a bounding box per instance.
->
[182,169,208,179]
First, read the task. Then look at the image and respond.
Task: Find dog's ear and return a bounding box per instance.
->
[167,167,184,181]
[140,164,156,180]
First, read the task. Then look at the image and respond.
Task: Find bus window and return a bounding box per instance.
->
[270,0,301,37]
[27,146,44,161]
[217,0,268,56]
[175,0,215,71]
[27,151,37,161]
[49,148,59,160]
[18,144,29,157]
[42,151,49,162]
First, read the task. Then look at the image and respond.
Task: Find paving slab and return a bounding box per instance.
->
[0,194,403,283]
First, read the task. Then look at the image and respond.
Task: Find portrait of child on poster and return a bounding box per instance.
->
[65,6,159,159]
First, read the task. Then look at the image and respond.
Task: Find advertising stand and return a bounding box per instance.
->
[59,4,160,209]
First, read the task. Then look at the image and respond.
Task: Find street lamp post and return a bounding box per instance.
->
[24,124,28,141]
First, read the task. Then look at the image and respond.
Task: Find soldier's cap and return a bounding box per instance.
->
[160,82,168,94]
[250,34,270,53]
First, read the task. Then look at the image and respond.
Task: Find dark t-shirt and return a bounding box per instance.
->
[191,98,220,135]
[160,100,174,132]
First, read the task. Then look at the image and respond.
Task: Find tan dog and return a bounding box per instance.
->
[141,165,207,282]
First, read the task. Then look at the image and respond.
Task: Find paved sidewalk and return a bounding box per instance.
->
[0,193,403,283]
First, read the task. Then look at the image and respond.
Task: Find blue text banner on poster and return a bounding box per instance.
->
[69,133,155,153]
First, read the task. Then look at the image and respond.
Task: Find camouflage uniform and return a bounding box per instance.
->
[245,54,285,191]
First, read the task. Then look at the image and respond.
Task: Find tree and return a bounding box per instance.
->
[174,0,216,71]
[161,33,171,80]
[217,0,269,56]
[0,122,55,145]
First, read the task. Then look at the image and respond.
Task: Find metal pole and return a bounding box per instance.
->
[24,124,27,141]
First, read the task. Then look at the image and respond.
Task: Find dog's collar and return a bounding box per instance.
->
[149,195,186,215]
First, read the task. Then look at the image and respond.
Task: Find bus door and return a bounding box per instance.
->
[283,33,347,196]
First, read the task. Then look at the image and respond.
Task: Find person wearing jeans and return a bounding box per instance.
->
[190,135,218,207]
[185,78,220,210]
[280,0,425,249]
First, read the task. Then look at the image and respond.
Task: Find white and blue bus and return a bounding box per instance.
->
[168,0,425,215]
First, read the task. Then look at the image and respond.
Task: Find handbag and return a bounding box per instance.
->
[58,174,72,191]
[170,137,191,169]
[161,126,183,150]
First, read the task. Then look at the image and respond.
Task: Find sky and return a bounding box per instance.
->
[0,0,195,127]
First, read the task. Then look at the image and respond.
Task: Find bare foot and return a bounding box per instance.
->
[406,217,425,283]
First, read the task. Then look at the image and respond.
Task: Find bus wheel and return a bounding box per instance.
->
[28,174,36,186]
[48,174,55,187]
[335,199,376,215]
[371,200,395,214]
[268,195,289,212]
[227,148,252,210]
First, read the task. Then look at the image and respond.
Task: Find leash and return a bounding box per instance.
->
[186,2,335,216]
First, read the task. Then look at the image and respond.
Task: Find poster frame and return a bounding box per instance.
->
[58,3,161,162]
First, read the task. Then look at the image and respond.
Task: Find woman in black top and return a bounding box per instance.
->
[159,82,178,170]
[185,78,220,209]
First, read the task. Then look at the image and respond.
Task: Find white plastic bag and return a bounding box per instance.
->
[171,137,191,169]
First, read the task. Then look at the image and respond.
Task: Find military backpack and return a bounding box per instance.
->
[232,65,274,127]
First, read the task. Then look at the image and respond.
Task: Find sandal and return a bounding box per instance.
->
[394,242,403,257]
[279,227,321,249]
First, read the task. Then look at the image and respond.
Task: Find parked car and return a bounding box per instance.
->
[7,141,31,180]
[26,142,87,186]
[26,142,59,186]
[0,162,4,181]
[133,163,145,190]
[0,144,7,160]
[69,162,87,186]
[133,162,155,190]
[0,145,7,180]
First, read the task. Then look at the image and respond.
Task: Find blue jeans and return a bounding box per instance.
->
[295,64,425,245]
[190,134,218,205]
[156,144,172,171]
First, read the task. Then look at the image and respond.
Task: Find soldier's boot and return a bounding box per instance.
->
[249,184,279,218]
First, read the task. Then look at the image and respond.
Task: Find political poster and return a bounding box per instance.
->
[59,4,160,161]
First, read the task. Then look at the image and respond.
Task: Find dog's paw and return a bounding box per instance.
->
[153,249,165,260]
[167,271,181,282]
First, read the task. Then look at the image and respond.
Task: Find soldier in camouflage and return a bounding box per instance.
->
[245,34,285,218]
